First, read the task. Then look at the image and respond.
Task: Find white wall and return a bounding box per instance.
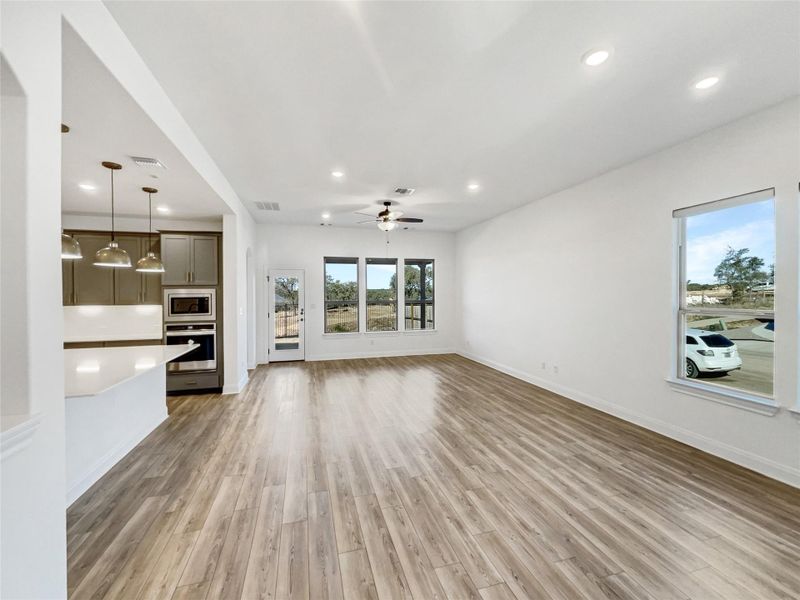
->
[457,98,800,487]
[222,211,256,393]
[257,225,457,361]
[0,4,68,598]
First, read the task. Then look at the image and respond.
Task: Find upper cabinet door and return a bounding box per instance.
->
[141,236,163,304]
[62,260,74,305]
[161,234,191,286]
[73,234,114,305]
[190,236,218,285]
[114,236,144,304]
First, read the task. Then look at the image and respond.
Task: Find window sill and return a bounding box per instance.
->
[666,378,779,416]
[402,329,438,335]
[789,407,800,423]
[322,332,361,338]
[365,330,400,336]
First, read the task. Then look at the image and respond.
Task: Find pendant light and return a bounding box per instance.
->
[61,232,82,259]
[136,187,165,273]
[94,161,131,268]
[60,123,82,259]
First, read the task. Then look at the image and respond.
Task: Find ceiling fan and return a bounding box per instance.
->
[357,201,423,231]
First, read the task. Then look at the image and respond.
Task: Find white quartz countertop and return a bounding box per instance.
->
[64,344,197,398]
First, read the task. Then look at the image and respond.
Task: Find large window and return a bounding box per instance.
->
[366,258,397,331]
[675,189,775,398]
[404,259,434,330]
[324,257,358,333]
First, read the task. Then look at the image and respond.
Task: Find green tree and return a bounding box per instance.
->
[275,277,298,305]
[713,246,767,300]
[325,275,358,301]
[394,264,433,300]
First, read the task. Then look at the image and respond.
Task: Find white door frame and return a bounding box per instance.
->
[268,269,305,362]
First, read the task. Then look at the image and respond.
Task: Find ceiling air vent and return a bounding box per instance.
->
[130,156,166,169]
[254,201,281,211]
[394,187,415,195]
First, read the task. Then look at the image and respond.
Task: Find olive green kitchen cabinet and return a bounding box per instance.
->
[161,234,219,286]
[62,232,162,306]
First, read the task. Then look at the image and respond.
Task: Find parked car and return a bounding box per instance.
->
[685,328,742,378]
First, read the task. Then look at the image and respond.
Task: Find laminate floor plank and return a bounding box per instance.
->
[65,356,800,600]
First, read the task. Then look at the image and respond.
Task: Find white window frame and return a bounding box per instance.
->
[323,257,359,334]
[672,188,776,406]
[365,258,398,332]
[403,258,435,331]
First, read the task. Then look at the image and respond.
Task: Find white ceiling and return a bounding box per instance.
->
[104,1,799,231]
[61,24,229,222]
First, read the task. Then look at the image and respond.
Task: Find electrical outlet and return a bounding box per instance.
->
[370,339,375,346]
[553,365,559,374]
[541,362,546,370]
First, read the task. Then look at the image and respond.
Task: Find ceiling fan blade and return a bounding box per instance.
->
[395,217,423,223]
[354,211,377,218]
[357,219,378,224]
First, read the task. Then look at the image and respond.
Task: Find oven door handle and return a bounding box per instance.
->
[166,330,215,337]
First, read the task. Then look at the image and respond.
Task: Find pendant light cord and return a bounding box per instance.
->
[110,168,116,241]
[148,191,153,250]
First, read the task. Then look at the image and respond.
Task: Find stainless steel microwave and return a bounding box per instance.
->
[164,288,216,322]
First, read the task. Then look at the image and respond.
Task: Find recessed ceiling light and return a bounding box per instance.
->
[321,211,331,220]
[467,182,480,191]
[694,76,720,90]
[582,48,611,67]
[78,183,96,191]
[331,170,344,178]
[156,205,170,214]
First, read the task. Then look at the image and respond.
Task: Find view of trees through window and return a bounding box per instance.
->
[324,258,358,333]
[405,259,434,330]
[274,275,300,349]
[678,190,775,397]
[366,258,397,331]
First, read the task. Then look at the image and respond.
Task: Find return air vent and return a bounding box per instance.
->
[254,201,281,211]
[394,187,415,195]
[130,156,166,169]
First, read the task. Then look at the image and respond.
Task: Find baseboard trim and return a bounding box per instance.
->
[222,371,251,395]
[306,348,456,362]
[458,351,800,489]
[66,409,168,507]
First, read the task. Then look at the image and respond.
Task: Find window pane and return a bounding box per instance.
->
[325,258,358,333]
[683,313,773,397]
[274,276,300,350]
[685,198,775,310]
[366,259,397,331]
[404,259,434,330]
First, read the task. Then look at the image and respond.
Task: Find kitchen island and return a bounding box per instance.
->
[64,344,196,506]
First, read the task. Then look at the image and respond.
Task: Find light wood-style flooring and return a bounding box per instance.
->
[67,354,800,599]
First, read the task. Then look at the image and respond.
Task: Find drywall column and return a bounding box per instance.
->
[0,3,68,598]
[223,213,240,392]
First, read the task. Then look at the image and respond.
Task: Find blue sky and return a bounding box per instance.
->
[686,199,775,284]
[326,262,396,289]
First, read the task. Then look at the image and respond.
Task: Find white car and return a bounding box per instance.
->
[685,328,742,378]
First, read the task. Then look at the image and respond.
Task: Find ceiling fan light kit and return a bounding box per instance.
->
[361,200,424,231]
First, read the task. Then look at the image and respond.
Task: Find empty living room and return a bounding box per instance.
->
[1,1,799,599]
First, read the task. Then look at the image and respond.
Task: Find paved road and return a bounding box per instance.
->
[697,338,773,396]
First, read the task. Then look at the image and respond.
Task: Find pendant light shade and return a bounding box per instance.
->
[94,240,132,268]
[94,161,131,268]
[136,186,165,273]
[136,251,165,273]
[61,233,82,259]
